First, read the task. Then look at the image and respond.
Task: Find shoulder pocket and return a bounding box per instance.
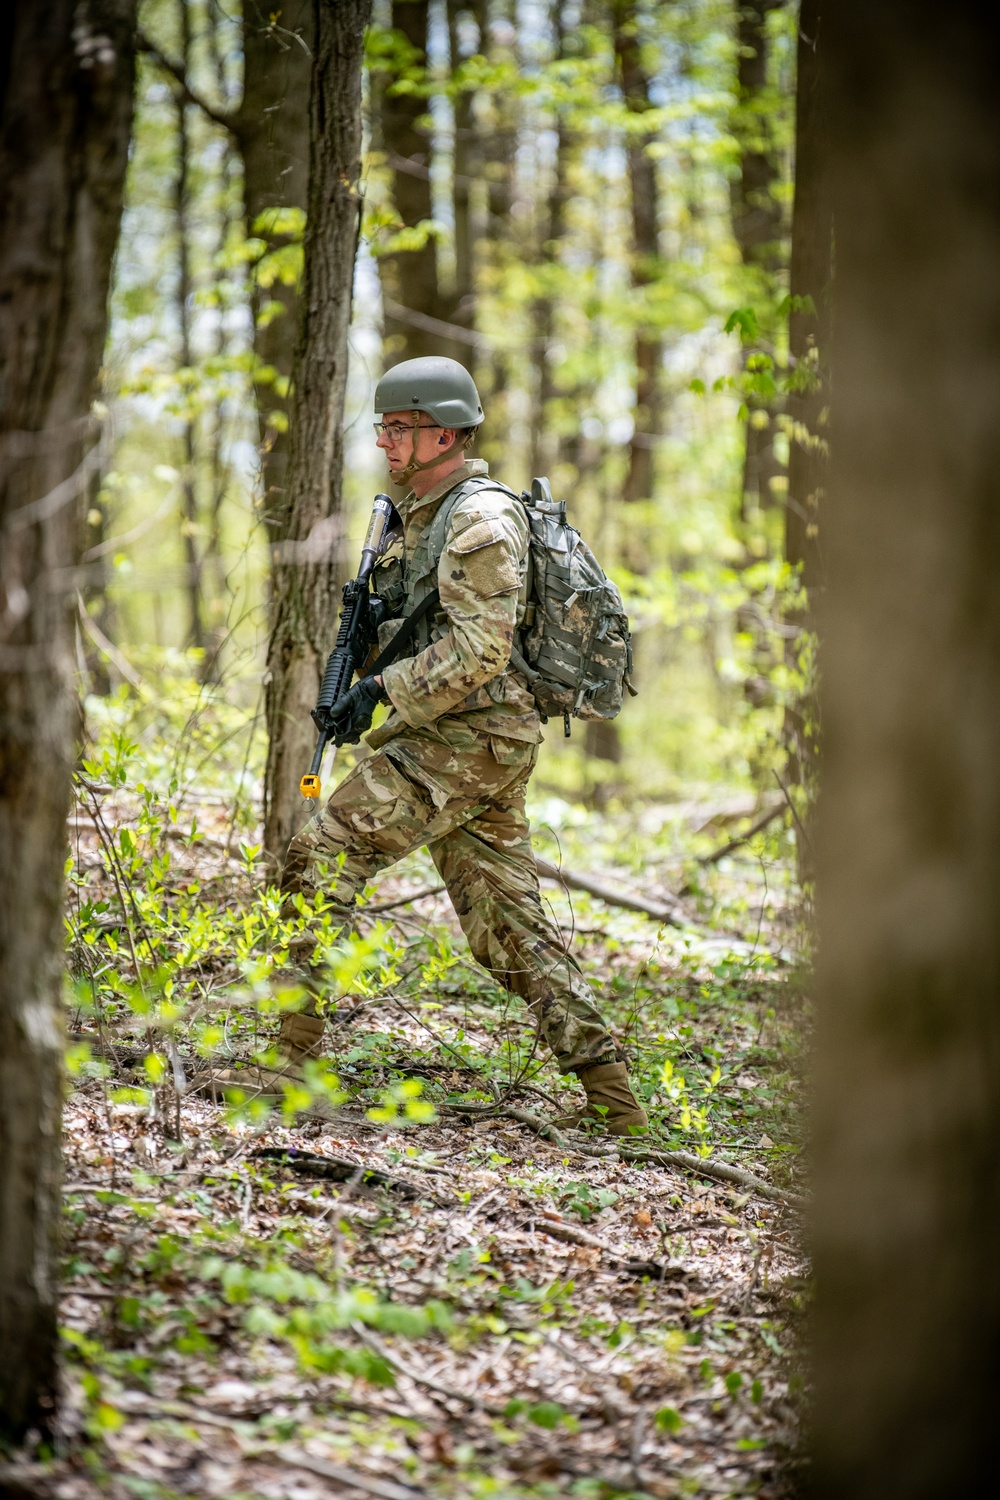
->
[448,517,504,554]
[445,530,520,596]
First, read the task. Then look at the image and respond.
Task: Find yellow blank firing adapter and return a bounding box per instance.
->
[300,774,321,799]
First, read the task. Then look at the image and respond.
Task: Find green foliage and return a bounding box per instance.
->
[655,1405,684,1434]
[503,1397,576,1431]
[91,0,805,811]
[556,1180,619,1223]
[367,1076,437,1127]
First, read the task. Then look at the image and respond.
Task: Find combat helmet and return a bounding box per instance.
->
[374,356,483,485]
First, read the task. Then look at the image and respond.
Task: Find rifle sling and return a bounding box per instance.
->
[367,588,441,678]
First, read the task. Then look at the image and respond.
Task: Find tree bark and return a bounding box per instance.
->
[784,0,827,597]
[262,0,371,863]
[381,0,459,366]
[173,0,205,655]
[730,0,786,517]
[474,0,518,474]
[0,0,136,1442]
[235,0,313,528]
[80,449,114,696]
[446,0,481,346]
[612,0,663,508]
[781,0,828,872]
[813,8,1000,1493]
[529,1,569,483]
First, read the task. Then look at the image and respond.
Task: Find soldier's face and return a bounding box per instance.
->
[376,411,452,473]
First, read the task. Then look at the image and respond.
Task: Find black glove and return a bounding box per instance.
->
[325,676,386,745]
[368,594,394,635]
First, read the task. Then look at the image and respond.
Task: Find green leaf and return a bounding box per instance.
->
[528,1401,566,1429]
[724,306,759,343]
[144,1053,166,1085]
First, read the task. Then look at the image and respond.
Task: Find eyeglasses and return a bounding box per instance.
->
[373,421,442,442]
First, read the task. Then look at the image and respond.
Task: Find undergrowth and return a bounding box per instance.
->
[50,671,809,1498]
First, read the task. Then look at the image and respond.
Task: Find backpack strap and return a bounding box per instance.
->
[421,476,518,578]
[405,475,521,643]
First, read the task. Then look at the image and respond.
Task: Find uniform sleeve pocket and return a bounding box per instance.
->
[446,519,519,596]
[449,517,503,553]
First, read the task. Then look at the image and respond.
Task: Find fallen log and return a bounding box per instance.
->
[534,854,683,925]
[530,1215,683,1281]
[362,861,685,925]
[618,1143,805,1208]
[75,1390,425,1500]
[351,1323,505,1417]
[252,1147,419,1199]
[278,1447,425,1500]
[696,800,786,867]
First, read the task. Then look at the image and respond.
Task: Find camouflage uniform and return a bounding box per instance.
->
[281,460,615,1074]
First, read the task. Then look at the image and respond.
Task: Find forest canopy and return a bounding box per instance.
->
[98,0,806,825]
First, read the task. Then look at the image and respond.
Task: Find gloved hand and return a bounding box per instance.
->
[368,594,394,635]
[325,676,386,745]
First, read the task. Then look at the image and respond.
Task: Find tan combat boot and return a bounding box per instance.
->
[193,1010,331,1106]
[559,1061,648,1136]
[278,1010,326,1065]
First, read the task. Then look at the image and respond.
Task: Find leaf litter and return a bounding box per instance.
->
[18,759,808,1499]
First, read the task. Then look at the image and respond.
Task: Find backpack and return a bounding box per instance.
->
[515,477,637,731]
[407,474,636,733]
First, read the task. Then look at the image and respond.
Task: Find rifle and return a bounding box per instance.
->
[300,493,441,800]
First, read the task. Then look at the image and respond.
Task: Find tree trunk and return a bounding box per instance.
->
[446,0,481,346]
[262,0,370,864]
[529,113,569,481]
[813,8,1000,1493]
[381,0,460,366]
[612,0,663,508]
[781,0,828,874]
[475,0,518,474]
[80,450,114,696]
[201,0,240,681]
[0,0,136,1442]
[529,1,569,482]
[235,0,313,529]
[730,0,786,518]
[173,0,205,655]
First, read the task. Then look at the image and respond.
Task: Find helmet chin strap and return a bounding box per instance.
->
[389,412,476,487]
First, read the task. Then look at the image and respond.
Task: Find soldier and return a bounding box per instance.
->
[271,357,646,1134]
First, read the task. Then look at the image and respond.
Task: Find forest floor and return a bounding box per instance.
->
[7,752,810,1500]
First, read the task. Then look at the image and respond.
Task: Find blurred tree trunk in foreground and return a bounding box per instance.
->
[236,0,313,527]
[813,7,1000,1494]
[263,0,370,863]
[0,0,136,1441]
[782,0,828,877]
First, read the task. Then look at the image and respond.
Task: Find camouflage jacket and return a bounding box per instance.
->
[371,461,541,748]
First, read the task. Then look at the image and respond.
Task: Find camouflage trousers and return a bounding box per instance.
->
[281,722,615,1074]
